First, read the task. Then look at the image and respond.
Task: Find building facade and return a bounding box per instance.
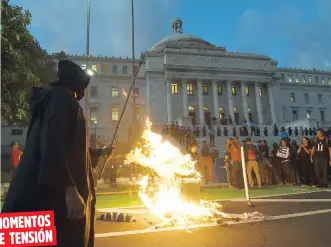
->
[68,18,331,141]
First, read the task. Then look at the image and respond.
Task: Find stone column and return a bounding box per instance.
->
[146,77,150,116]
[165,79,173,123]
[254,82,263,125]
[182,79,189,117]
[226,80,234,120]
[240,81,249,121]
[212,79,219,119]
[197,80,205,125]
[268,82,277,124]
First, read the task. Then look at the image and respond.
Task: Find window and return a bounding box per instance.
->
[245,86,249,96]
[281,73,285,80]
[248,107,251,112]
[11,129,23,136]
[288,76,292,82]
[306,110,311,119]
[304,93,309,103]
[308,75,312,83]
[171,84,179,94]
[318,94,323,103]
[112,65,117,74]
[90,107,98,123]
[135,88,139,97]
[259,86,263,96]
[217,85,222,95]
[122,66,128,74]
[102,65,108,73]
[315,76,319,83]
[112,87,119,98]
[233,106,238,112]
[219,106,224,112]
[231,85,236,95]
[295,75,299,82]
[320,110,325,122]
[81,64,86,70]
[202,85,209,95]
[292,110,298,121]
[188,106,195,111]
[187,84,193,95]
[90,86,98,97]
[302,76,306,83]
[290,93,296,102]
[112,107,119,121]
[322,77,325,84]
[92,64,97,72]
[328,77,331,84]
[204,106,209,111]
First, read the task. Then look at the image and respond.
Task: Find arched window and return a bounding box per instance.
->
[233,106,238,112]
[248,107,251,112]
[204,106,209,111]
[219,106,224,112]
[188,106,195,111]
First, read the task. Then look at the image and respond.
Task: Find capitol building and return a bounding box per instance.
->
[70,18,331,141]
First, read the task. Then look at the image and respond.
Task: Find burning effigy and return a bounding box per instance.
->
[126,118,266,227]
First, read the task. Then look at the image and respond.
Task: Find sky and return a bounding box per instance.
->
[11,0,331,70]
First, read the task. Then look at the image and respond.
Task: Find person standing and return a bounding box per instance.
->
[276,139,293,185]
[11,141,22,173]
[297,137,315,186]
[208,126,216,146]
[2,60,112,247]
[226,137,243,190]
[244,138,262,188]
[311,129,331,188]
[199,141,213,184]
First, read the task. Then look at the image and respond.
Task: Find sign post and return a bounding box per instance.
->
[240,146,252,206]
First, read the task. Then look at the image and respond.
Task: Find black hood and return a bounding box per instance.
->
[28,87,53,118]
[50,60,90,91]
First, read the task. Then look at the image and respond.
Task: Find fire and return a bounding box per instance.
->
[126,118,222,225]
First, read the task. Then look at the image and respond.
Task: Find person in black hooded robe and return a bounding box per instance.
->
[2,60,113,247]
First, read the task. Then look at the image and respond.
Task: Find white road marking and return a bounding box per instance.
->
[231,198,331,202]
[95,208,331,238]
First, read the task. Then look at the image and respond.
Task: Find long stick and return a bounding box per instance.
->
[98,55,144,181]
[240,146,251,206]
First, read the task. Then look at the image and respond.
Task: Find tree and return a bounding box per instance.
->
[1,0,57,125]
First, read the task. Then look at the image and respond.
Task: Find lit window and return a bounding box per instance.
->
[288,76,292,82]
[248,107,251,112]
[318,94,323,103]
[302,77,306,83]
[188,106,195,111]
[322,77,325,84]
[308,75,312,83]
[217,85,222,95]
[112,87,119,98]
[233,106,238,112]
[90,86,98,97]
[320,110,325,122]
[135,88,139,97]
[112,107,119,121]
[92,64,97,72]
[81,64,86,70]
[122,66,128,74]
[290,93,296,102]
[304,93,309,103]
[112,65,117,74]
[245,86,249,96]
[204,106,209,111]
[90,107,98,123]
[187,84,193,95]
[102,64,108,73]
[328,77,331,84]
[315,76,319,83]
[231,85,236,95]
[219,106,224,112]
[259,86,263,96]
[306,110,311,119]
[171,84,179,94]
[202,85,209,95]
[295,75,299,82]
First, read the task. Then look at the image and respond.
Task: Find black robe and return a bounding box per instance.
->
[2,86,109,247]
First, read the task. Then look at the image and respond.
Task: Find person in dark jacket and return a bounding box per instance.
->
[1,60,113,247]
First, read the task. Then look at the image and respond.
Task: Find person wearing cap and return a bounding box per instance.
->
[2,60,113,247]
[311,129,331,188]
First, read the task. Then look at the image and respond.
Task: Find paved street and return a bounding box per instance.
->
[94,191,331,247]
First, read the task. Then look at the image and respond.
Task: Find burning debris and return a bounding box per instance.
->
[126,118,267,228]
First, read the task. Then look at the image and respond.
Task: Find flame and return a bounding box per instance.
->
[126,118,222,225]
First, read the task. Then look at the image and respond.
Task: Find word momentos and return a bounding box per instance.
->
[0,211,57,246]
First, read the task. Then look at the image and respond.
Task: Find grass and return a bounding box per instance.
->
[95,185,322,209]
